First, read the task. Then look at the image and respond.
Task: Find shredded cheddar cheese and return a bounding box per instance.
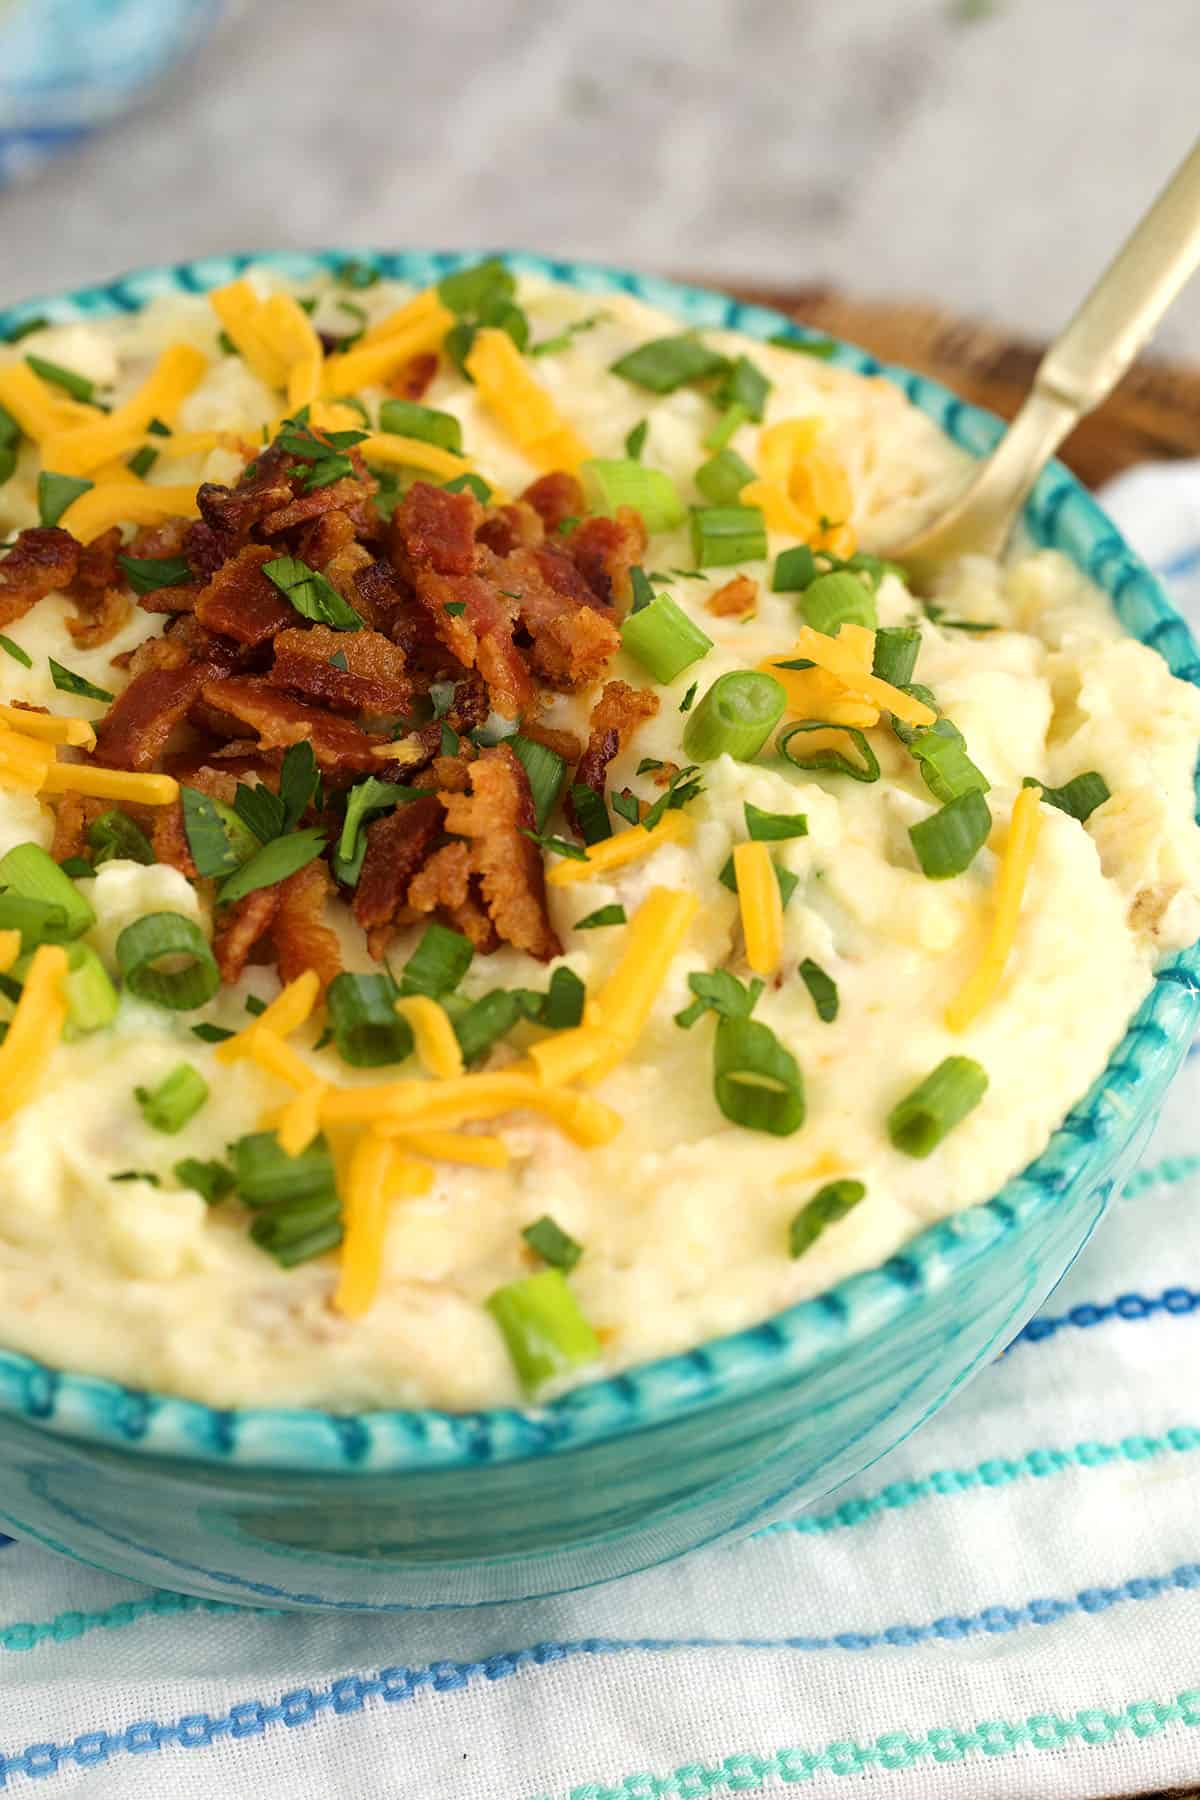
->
[526,1024,626,1088]
[216,969,321,1065]
[0,930,20,974]
[39,765,179,805]
[734,840,784,975]
[545,811,693,887]
[945,785,1043,1032]
[0,944,68,1124]
[0,728,54,791]
[464,328,591,469]
[743,418,857,556]
[39,344,207,476]
[209,280,291,389]
[276,1080,329,1159]
[792,625,936,726]
[242,1028,317,1092]
[321,1071,621,1147]
[386,1128,510,1169]
[394,995,464,1080]
[321,306,453,399]
[358,286,447,349]
[0,363,97,443]
[0,706,95,749]
[333,1131,395,1319]
[58,482,201,544]
[358,432,479,482]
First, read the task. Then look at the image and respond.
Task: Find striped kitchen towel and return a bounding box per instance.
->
[1,465,1200,1798]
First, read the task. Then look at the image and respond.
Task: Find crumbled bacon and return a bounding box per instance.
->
[95,643,233,771]
[414,568,533,720]
[407,842,500,951]
[517,719,584,761]
[196,448,295,545]
[260,472,376,539]
[476,501,544,557]
[273,857,342,992]
[352,795,445,944]
[522,471,586,533]
[213,888,280,984]
[194,545,294,646]
[354,559,429,647]
[493,546,620,689]
[441,744,560,961]
[0,527,79,630]
[387,351,439,401]
[706,574,757,617]
[568,679,660,832]
[394,481,481,578]
[267,624,410,717]
[50,792,92,864]
[199,677,383,775]
[182,520,232,583]
[65,528,132,649]
[565,507,646,607]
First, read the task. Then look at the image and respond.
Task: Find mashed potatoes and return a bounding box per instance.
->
[0,265,1196,1410]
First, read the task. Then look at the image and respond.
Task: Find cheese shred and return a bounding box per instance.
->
[545,811,693,887]
[945,785,1043,1032]
[394,995,465,1080]
[734,840,784,975]
[0,944,68,1124]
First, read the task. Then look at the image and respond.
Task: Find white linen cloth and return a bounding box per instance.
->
[2,464,1200,1799]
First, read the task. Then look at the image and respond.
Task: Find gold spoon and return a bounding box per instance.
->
[889,135,1200,585]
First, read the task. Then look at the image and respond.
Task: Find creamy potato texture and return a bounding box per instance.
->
[0,268,1197,1410]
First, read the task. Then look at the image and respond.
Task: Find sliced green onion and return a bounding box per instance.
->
[628,566,656,614]
[117,554,193,597]
[609,334,729,394]
[779,722,879,783]
[909,719,989,804]
[674,968,762,1030]
[63,942,118,1037]
[890,683,941,747]
[522,1214,583,1272]
[87,810,155,867]
[771,545,817,593]
[682,671,785,762]
[48,657,112,703]
[250,1196,343,1265]
[541,965,585,1030]
[703,402,750,452]
[232,1131,337,1208]
[334,776,413,881]
[525,829,588,860]
[58,858,93,880]
[444,471,492,503]
[126,446,157,478]
[712,1016,805,1136]
[695,447,755,506]
[569,782,612,845]
[486,1268,600,1392]
[798,957,838,1022]
[26,354,95,403]
[377,398,463,452]
[1023,771,1110,823]
[181,787,259,878]
[690,504,767,568]
[191,1022,235,1044]
[116,913,221,1010]
[766,332,837,358]
[909,789,992,879]
[743,801,808,842]
[0,635,32,669]
[399,922,474,997]
[453,990,529,1065]
[510,735,567,831]
[245,994,267,1017]
[3,317,48,345]
[263,554,363,631]
[678,681,698,713]
[327,972,413,1067]
[336,259,381,289]
[38,472,93,531]
[641,762,703,831]
[714,354,770,422]
[789,1179,865,1258]
[624,418,648,459]
[436,258,515,316]
[0,402,19,451]
[872,625,920,687]
[135,1063,210,1134]
[0,842,94,938]
[887,1056,988,1158]
[575,904,626,929]
[581,458,686,534]
[620,595,713,684]
[174,1157,235,1205]
[800,571,877,635]
[0,896,69,950]
[218,828,327,906]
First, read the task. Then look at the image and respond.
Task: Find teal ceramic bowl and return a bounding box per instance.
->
[1,251,1197,1611]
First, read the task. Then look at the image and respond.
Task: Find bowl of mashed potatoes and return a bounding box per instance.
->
[0,250,1195,1610]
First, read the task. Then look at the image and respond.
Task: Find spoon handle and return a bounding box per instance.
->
[1037,135,1200,415]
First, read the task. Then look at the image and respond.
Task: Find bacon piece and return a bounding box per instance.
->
[298,507,357,569]
[259,473,376,538]
[518,720,583,761]
[412,568,533,720]
[352,795,445,941]
[495,547,620,690]
[522,471,585,533]
[441,744,560,961]
[66,526,132,649]
[194,544,294,647]
[213,888,280,984]
[0,527,79,630]
[152,800,195,877]
[354,559,429,648]
[183,520,232,583]
[706,574,757,617]
[406,841,501,952]
[197,449,295,545]
[447,879,501,953]
[273,857,341,992]
[267,625,410,716]
[394,481,481,578]
[50,792,92,863]
[568,679,660,832]
[199,677,383,775]
[387,351,438,400]
[127,518,192,562]
[95,646,224,772]
[476,501,544,557]
[565,507,647,608]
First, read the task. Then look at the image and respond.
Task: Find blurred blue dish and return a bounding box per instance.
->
[0,0,223,186]
[0,250,1197,1612]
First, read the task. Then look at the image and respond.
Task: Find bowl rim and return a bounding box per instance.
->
[1,245,1198,1474]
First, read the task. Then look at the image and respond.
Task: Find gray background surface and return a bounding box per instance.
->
[2,0,1198,352]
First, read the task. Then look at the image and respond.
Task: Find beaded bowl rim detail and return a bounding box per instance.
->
[0,247,1197,1474]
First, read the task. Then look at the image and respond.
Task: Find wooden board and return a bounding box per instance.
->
[716,280,1200,491]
